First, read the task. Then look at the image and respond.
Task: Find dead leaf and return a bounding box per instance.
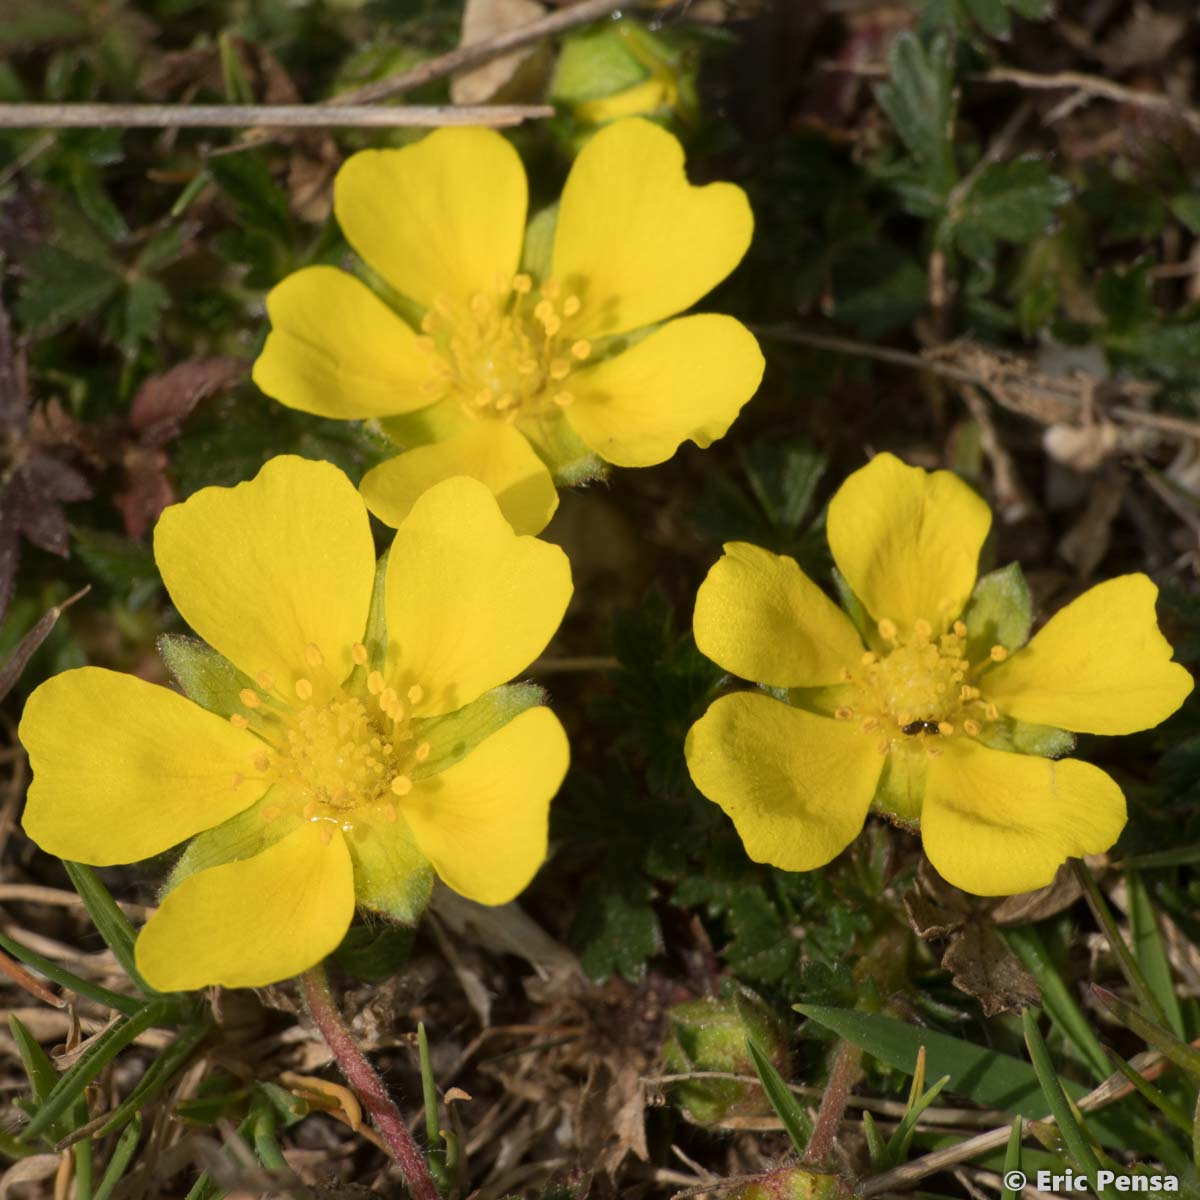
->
[0,1154,63,1198]
[449,0,551,106]
[128,357,246,447]
[991,864,1083,925]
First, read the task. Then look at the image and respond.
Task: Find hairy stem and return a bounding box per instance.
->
[302,963,440,1200]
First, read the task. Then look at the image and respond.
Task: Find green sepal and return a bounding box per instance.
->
[832,567,873,645]
[379,404,467,450]
[344,821,434,923]
[521,204,557,281]
[158,634,257,719]
[871,748,926,825]
[976,717,1075,759]
[413,682,547,779]
[962,563,1032,659]
[521,410,607,486]
[550,26,651,105]
[163,793,301,896]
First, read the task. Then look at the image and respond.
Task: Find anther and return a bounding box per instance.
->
[571,339,591,360]
[563,295,581,317]
[877,618,898,641]
[415,741,431,762]
[407,684,424,704]
[938,722,954,736]
[876,739,891,755]
[382,803,398,823]
[302,800,318,820]
[927,747,943,758]
[553,391,574,407]
[391,775,413,797]
[470,293,491,317]
[256,671,274,690]
[897,712,913,728]
[304,643,324,668]
[367,671,385,695]
[474,387,495,408]
[914,618,932,640]
[512,274,532,295]
[834,706,854,720]
[985,703,999,720]
[263,805,281,822]
[319,825,334,846]
[230,772,244,789]
[534,299,554,323]
[549,358,571,380]
[953,620,968,638]
[542,314,562,337]
[862,718,879,732]
[495,393,515,411]
[230,714,249,729]
[839,668,853,682]
[295,678,314,701]
[253,751,271,773]
[239,688,261,709]
[989,645,1009,662]
[540,279,561,300]
[963,719,981,735]
[421,311,440,333]
[380,687,398,713]
[861,651,877,666]
[352,643,368,666]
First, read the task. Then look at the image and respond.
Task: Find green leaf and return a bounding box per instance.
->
[963,562,1032,657]
[550,26,649,102]
[571,883,661,983]
[746,1035,812,1157]
[1092,987,1200,1083]
[93,1116,141,1200]
[332,923,416,982]
[875,32,957,198]
[794,1003,1081,1119]
[950,159,1072,262]
[0,929,142,1015]
[1001,1118,1024,1200]
[207,152,292,243]
[9,1016,58,1106]
[963,0,1014,36]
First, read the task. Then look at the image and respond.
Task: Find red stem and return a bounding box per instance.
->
[301,963,440,1200]
[804,1039,862,1165]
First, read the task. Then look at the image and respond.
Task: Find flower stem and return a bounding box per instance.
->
[301,962,440,1200]
[803,1039,862,1165]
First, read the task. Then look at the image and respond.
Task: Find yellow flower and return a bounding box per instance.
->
[252,118,763,536]
[685,452,1193,896]
[19,457,572,990]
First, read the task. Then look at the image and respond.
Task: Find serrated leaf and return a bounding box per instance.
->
[875,32,957,199]
[963,562,1032,658]
[950,159,1071,261]
[571,883,661,982]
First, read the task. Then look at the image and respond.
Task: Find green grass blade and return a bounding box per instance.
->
[22,999,174,1141]
[63,863,155,996]
[887,1074,950,1166]
[1093,986,1200,1082]
[862,1109,887,1169]
[0,929,142,1015]
[1022,1009,1111,1199]
[745,1035,812,1157]
[1001,1117,1024,1200]
[1101,1048,1191,1133]
[1125,871,1185,1039]
[1003,927,1111,1082]
[93,1116,141,1200]
[9,1016,59,1105]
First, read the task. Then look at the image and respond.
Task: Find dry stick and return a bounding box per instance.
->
[301,963,440,1200]
[332,0,632,106]
[0,103,552,129]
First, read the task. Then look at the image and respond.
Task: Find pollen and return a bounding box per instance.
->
[417,277,589,422]
[304,643,324,668]
[230,714,248,729]
[390,774,413,797]
[407,684,424,705]
[295,678,314,701]
[367,671,385,695]
[989,644,1009,662]
[877,618,898,642]
[352,642,368,666]
[239,688,260,709]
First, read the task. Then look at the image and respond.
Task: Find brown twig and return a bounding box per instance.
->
[301,962,439,1200]
[332,0,632,106]
[0,103,552,129]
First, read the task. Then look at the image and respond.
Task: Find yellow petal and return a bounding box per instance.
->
[335,130,527,310]
[565,315,763,467]
[922,738,1126,896]
[360,423,558,536]
[20,667,266,866]
[252,267,433,419]
[551,118,753,337]
[135,823,355,990]
[983,575,1194,734]
[826,452,991,633]
[384,476,572,716]
[685,692,883,872]
[397,706,568,904]
[154,456,375,696]
[693,543,864,687]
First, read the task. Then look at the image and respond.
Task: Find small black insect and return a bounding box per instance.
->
[901,719,941,736]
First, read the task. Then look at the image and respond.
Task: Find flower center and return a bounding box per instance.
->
[416,275,591,421]
[226,641,431,837]
[833,618,1005,756]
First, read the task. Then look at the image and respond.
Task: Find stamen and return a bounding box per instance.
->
[414,741,431,762]
[407,684,424,705]
[549,358,571,381]
[989,645,1009,662]
[937,721,954,736]
[421,311,439,333]
[533,299,554,324]
[563,295,581,317]
[238,688,261,709]
[861,651,877,666]
[512,274,532,295]
[351,643,368,666]
[834,706,854,720]
[304,643,324,668]
[319,825,334,846]
[540,279,561,300]
[862,717,879,732]
[553,391,574,407]
[367,671,385,695]
[953,620,968,638]
[379,687,398,713]
[571,339,591,360]
[391,775,413,797]
[256,671,274,690]
[263,805,282,822]
[913,619,932,640]
[382,803,398,823]
[230,714,249,729]
[985,703,1000,720]
[295,678,314,701]
[253,751,271,772]
[230,772,244,789]
[302,800,318,820]
[877,618,898,641]
[963,719,981,735]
